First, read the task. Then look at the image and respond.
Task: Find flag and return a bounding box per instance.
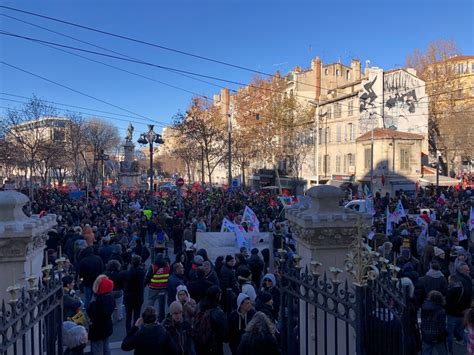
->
[363,185,371,198]
[386,207,394,236]
[415,216,428,237]
[381,173,385,186]
[235,224,249,250]
[366,196,375,216]
[242,206,260,232]
[278,196,293,207]
[392,200,407,223]
[220,218,236,233]
[470,207,474,232]
[357,184,363,199]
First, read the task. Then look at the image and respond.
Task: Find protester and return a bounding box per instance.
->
[258,273,280,320]
[420,290,448,355]
[62,275,82,321]
[145,253,170,322]
[237,311,281,355]
[77,246,104,308]
[105,259,124,322]
[188,267,213,304]
[87,275,115,355]
[168,262,186,306]
[175,285,197,323]
[123,255,146,332]
[121,306,178,355]
[162,301,196,355]
[248,248,265,286]
[228,294,256,355]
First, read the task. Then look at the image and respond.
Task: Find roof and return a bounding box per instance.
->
[356,128,424,141]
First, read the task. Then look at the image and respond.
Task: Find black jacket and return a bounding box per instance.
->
[205,270,220,287]
[455,271,472,312]
[188,278,213,304]
[195,300,228,355]
[77,247,104,287]
[420,300,447,344]
[255,302,275,323]
[121,323,178,355]
[162,314,195,355]
[86,293,115,341]
[228,309,256,354]
[237,331,281,355]
[248,255,265,284]
[219,264,237,291]
[123,266,146,305]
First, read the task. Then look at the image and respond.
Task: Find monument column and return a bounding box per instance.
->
[0,189,57,301]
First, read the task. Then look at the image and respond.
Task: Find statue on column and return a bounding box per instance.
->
[125,123,134,142]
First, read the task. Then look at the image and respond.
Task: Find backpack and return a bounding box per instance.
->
[420,308,446,344]
[154,231,167,250]
[192,310,213,347]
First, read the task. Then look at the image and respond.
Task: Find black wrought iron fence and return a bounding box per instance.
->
[0,267,63,355]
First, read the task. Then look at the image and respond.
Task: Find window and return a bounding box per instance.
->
[336,125,342,142]
[364,148,372,170]
[336,69,340,76]
[318,156,322,173]
[400,148,411,171]
[348,123,355,141]
[334,103,342,118]
[343,154,347,173]
[327,107,332,119]
[335,155,341,173]
[348,100,353,116]
[347,153,354,170]
[346,70,351,80]
[325,68,329,75]
[326,127,331,143]
[456,63,465,75]
[471,62,474,73]
[324,155,331,175]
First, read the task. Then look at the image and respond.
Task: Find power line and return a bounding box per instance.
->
[0,7,470,99]
[0,13,226,93]
[0,96,166,128]
[0,60,167,126]
[0,5,276,78]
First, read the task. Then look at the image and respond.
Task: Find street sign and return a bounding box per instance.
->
[176,178,185,187]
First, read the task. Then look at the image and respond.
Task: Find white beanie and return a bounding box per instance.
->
[237,293,250,310]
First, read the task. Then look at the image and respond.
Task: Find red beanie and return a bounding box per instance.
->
[97,276,114,295]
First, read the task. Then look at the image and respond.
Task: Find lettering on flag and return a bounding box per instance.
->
[392,200,407,223]
[220,218,236,233]
[235,224,250,250]
[242,206,260,232]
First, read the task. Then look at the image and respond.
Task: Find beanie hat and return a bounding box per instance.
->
[237,293,250,309]
[225,255,234,263]
[93,275,114,295]
[434,247,445,258]
[193,255,204,265]
[260,291,273,304]
[169,301,183,314]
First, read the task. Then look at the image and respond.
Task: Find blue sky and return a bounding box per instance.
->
[1,0,473,137]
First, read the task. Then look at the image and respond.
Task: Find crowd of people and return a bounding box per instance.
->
[18,182,474,355]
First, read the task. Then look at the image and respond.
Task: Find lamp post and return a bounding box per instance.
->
[95,149,109,190]
[138,124,164,193]
[227,105,233,187]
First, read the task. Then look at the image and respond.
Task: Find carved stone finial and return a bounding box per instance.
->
[305,185,345,214]
[0,190,29,223]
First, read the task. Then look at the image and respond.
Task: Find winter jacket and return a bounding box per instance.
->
[162,314,196,355]
[77,247,104,288]
[86,293,115,341]
[188,278,213,304]
[195,299,228,355]
[121,323,178,355]
[248,255,265,285]
[258,274,280,319]
[205,270,220,287]
[420,300,447,344]
[446,277,466,317]
[219,264,237,291]
[167,274,186,306]
[255,302,275,323]
[415,269,447,304]
[63,289,82,321]
[123,266,146,306]
[455,271,473,312]
[228,309,256,354]
[237,331,281,355]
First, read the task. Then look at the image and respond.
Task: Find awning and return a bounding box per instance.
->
[418,175,460,187]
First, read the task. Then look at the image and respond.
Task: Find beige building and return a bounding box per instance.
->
[355,128,424,195]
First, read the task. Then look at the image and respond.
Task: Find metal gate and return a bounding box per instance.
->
[0,268,64,355]
[279,239,411,355]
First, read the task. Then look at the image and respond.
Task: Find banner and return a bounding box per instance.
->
[278,196,293,207]
[386,207,394,236]
[392,200,406,223]
[242,206,260,232]
[470,207,474,231]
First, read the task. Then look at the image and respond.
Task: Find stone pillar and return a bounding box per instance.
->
[0,190,56,302]
[285,185,372,354]
[119,141,141,188]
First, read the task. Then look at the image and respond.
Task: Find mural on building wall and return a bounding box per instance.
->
[383,70,427,135]
[359,69,384,134]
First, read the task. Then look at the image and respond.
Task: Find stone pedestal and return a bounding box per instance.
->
[0,190,56,302]
[286,185,372,355]
[119,141,140,188]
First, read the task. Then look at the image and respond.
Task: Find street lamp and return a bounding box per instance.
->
[138,124,164,193]
[95,149,109,189]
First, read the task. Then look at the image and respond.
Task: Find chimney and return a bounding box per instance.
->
[313,56,322,101]
[364,60,371,76]
[294,66,302,73]
[350,59,361,81]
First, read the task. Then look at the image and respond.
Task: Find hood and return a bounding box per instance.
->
[422,300,443,312]
[176,285,190,301]
[237,293,250,310]
[426,269,444,278]
[196,249,208,261]
[262,273,276,288]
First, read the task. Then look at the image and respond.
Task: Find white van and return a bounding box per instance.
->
[344,200,367,212]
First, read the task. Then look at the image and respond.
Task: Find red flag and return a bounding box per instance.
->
[381,173,385,186]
